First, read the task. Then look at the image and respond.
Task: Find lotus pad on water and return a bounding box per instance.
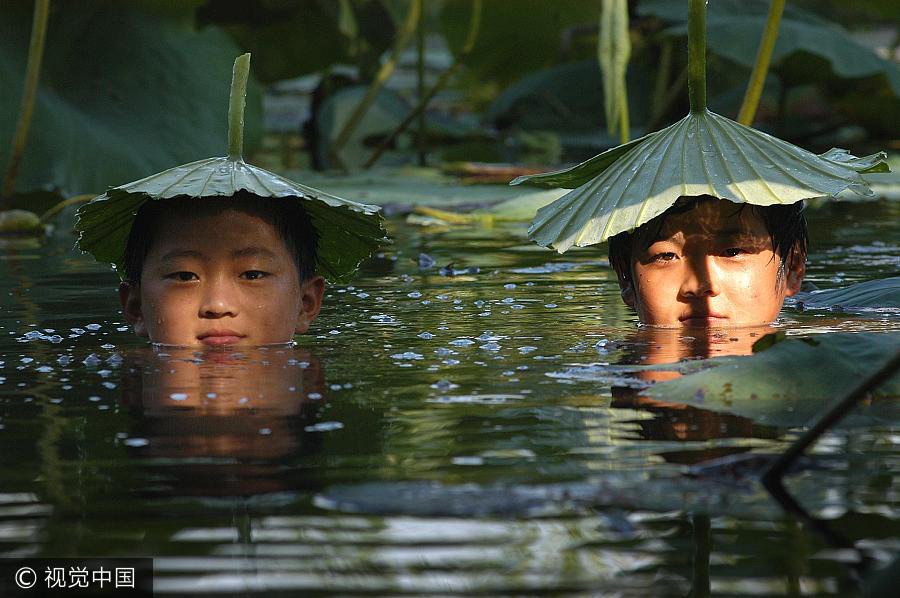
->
[74,54,387,283]
[513,1,889,253]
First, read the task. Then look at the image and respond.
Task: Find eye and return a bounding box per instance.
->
[241,270,270,280]
[722,247,745,258]
[166,271,198,282]
[651,252,677,263]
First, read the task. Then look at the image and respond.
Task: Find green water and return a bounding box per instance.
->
[0,200,898,595]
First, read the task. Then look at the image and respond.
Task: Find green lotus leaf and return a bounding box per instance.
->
[519,109,887,252]
[74,54,386,283]
[646,332,900,427]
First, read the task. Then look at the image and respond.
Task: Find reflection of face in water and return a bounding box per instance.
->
[610,326,779,465]
[120,346,327,496]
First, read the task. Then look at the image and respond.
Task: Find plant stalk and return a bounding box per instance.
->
[737,0,785,124]
[364,0,481,169]
[2,0,51,202]
[228,53,251,161]
[416,5,426,166]
[330,0,422,167]
[687,0,706,113]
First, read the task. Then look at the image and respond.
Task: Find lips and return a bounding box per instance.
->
[678,312,729,326]
[197,330,246,346]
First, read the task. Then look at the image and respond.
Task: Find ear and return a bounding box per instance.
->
[615,267,637,309]
[294,276,326,335]
[119,282,148,337]
[783,247,806,297]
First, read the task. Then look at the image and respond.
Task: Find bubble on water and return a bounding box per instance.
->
[20,357,34,364]
[391,352,424,360]
[169,393,188,401]
[501,297,515,304]
[477,311,492,317]
[434,347,456,356]
[49,398,63,404]
[70,328,86,335]
[116,326,130,332]
[452,456,484,466]
[106,353,123,366]
[480,342,501,351]
[511,304,525,310]
[442,359,460,366]
[437,326,449,331]
[49,335,63,344]
[431,379,459,391]
[24,331,43,340]
[407,291,422,299]
[258,428,272,436]
[82,354,101,367]
[452,299,462,304]
[417,332,434,340]
[36,365,53,373]
[101,381,117,389]
[329,329,341,335]
[518,346,538,354]
[503,283,517,289]
[436,294,449,301]
[370,314,398,324]
[100,343,115,350]
[305,421,344,432]
[124,438,149,447]
[544,303,558,309]
[308,392,323,400]
[449,338,475,347]
[88,396,101,402]
[329,384,343,391]
[85,324,102,331]
[474,300,485,307]
[357,292,370,299]
[97,369,112,378]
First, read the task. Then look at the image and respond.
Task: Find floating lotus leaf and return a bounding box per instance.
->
[513,0,889,253]
[75,54,386,283]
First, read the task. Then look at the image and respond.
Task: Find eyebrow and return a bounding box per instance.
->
[159,249,205,262]
[651,228,747,243]
[231,246,278,259]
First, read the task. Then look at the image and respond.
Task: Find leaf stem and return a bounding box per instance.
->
[2,0,51,203]
[330,0,422,167]
[737,0,784,125]
[687,0,706,113]
[228,53,251,161]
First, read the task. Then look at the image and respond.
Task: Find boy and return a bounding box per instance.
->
[607,195,807,328]
[117,191,325,347]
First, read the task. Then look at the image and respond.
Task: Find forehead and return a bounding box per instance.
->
[654,199,768,240]
[148,205,290,256]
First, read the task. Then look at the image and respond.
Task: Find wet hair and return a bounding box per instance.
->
[607,195,808,285]
[122,191,319,283]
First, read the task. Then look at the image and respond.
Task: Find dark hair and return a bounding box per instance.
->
[607,195,808,284]
[123,191,319,283]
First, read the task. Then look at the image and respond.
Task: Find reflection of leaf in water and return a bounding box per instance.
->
[646,332,900,427]
[788,277,900,312]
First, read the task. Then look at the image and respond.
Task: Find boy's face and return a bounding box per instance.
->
[620,200,804,327]
[120,206,324,346]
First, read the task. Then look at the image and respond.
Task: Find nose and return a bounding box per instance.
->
[199,277,238,318]
[679,258,720,298]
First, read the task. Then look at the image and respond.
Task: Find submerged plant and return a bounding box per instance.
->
[514,0,889,253]
[75,54,387,283]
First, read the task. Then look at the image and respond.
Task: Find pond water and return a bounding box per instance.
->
[0,199,898,595]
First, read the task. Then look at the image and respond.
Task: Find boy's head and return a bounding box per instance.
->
[119,192,325,346]
[608,195,807,327]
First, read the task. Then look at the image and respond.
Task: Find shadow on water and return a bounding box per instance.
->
[0,201,897,594]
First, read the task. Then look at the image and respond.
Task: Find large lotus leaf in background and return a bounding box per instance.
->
[439,0,601,92]
[0,1,262,198]
[646,332,900,427]
[514,109,887,252]
[197,0,395,83]
[638,0,900,96]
